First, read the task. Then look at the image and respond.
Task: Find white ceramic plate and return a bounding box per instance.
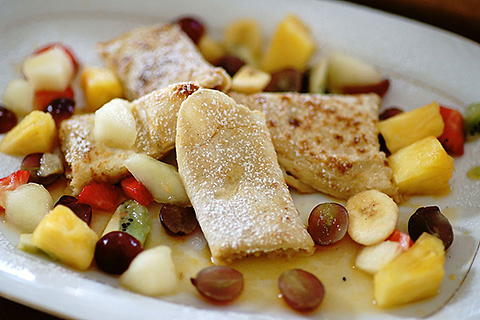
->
[1,0,480,319]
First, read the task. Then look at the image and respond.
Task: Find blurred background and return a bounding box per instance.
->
[344,0,480,43]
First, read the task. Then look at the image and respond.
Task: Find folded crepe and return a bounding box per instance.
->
[229,92,398,201]
[59,82,200,194]
[97,23,231,100]
[176,89,315,264]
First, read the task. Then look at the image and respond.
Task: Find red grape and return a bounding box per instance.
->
[307,202,348,246]
[159,204,198,236]
[216,55,245,76]
[278,269,325,312]
[0,106,17,133]
[176,17,205,44]
[45,98,75,125]
[191,266,244,302]
[408,206,453,250]
[94,231,143,274]
[264,68,303,92]
[55,195,92,226]
[20,153,61,186]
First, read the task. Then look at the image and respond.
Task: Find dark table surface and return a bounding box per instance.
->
[1,1,479,319]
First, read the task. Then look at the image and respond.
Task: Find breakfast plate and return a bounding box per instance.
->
[0,0,480,319]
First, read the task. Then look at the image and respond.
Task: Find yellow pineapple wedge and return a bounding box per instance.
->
[388,136,454,195]
[0,110,56,155]
[260,14,315,73]
[31,205,98,270]
[374,233,445,308]
[377,101,444,153]
[81,66,124,112]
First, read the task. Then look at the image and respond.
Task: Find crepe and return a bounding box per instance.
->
[59,82,200,194]
[97,23,231,100]
[176,89,315,264]
[229,92,398,201]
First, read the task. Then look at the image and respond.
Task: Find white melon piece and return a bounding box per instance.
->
[2,79,35,116]
[125,154,189,206]
[94,98,136,149]
[355,240,403,274]
[119,245,178,296]
[309,56,328,93]
[327,52,383,93]
[5,183,53,233]
[22,47,74,91]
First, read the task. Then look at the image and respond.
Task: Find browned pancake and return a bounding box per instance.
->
[176,89,315,264]
[97,23,231,100]
[229,92,398,201]
[60,82,200,194]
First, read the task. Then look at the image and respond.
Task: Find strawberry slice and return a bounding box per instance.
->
[438,106,465,157]
[78,181,119,211]
[34,42,79,73]
[121,176,154,206]
[34,86,74,111]
[0,170,30,208]
[387,229,413,252]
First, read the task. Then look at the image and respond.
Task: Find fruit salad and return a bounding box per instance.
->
[0,10,479,319]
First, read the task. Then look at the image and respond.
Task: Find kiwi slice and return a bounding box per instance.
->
[103,200,151,246]
[464,102,480,137]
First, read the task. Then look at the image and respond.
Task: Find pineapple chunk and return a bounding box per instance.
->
[198,36,226,64]
[388,136,454,195]
[23,47,74,91]
[224,18,263,66]
[81,66,124,112]
[0,110,56,155]
[377,102,444,153]
[2,79,35,116]
[31,205,98,270]
[374,233,445,308]
[260,14,315,73]
[94,98,136,149]
[231,65,271,93]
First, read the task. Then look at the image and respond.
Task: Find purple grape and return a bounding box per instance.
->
[191,266,244,302]
[55,195,92,226]
[94,231,143,274]
[408,206,453,250]
[379,107,403,121]
[278,269,325,312]
[21,153,61,186]
[216,55,245,76]
[264,68,303,92]
[0,105,17,133]
[177,17,205,44]
[45,98,75,125]
[159,204,198,236]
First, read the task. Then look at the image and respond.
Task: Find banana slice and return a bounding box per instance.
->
[231,65,271,94]
[346,189,398,246]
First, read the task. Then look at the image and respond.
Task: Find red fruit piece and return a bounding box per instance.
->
[120,176,154,206]
[387,229,413,252]
[34,42,79,73]
[78,181,119,211]
[438,106,464,157]
[34,87,74,111]
[0,170,30,208]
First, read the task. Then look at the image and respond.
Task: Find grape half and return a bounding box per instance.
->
[307,202,348,246]
[176,17,205,44]
[408,206,453,250]
[160,204,198,236]
[191,266,244,302]
[278,269,325,312]
[0,106,17,133]
[264,68,303,92]
[21,153,61,186]
[55,195,92,226]
[45,98,75,125]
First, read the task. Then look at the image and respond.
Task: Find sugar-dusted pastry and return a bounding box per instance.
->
[176,89,315,264]
[60,82,200,194]
[229,92,398,201]
[97,23,231,100]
